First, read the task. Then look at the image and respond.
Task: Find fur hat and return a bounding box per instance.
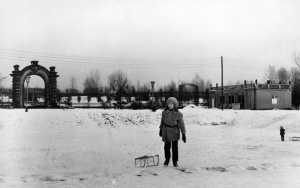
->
[166,97,178,106]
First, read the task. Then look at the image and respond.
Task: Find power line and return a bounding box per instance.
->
[0,52,222,67]
[0,52,221,65]
[0,56,266,71]
[0,48,268,72]
[226,57,269,66]
[225,63,267,70]
[0,48,220,63]
[0,48,281,68]
[0,53,265,68]
[0,56,221,68]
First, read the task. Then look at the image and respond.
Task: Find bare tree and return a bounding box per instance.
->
[125,80,135,93]
[70,76,76,90]
[191,73,210,91]
[277,67,290,84]
[290,67,300,86]
[164,80,176,91]
[226,81,233,86]
[69,75,79,94]
[291,51,300,68]
[191,73,201,89]
[264,64,278,83]
[235,80,243,85]
[107,69,129,98]
[0,73,7,89]
[128,85,136,93]
[136,80,142,92]
[108,72,117,95]
[103,85,110,94]
[205,79,212,90]
[83,70,101,94]
[142,82,149,92]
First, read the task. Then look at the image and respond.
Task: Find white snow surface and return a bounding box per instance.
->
[1,108,300,187]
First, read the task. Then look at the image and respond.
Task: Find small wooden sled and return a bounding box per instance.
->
[135,155,159,167]
[289,137,300,141]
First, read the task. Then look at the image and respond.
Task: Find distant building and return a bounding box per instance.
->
[209,81,292,110]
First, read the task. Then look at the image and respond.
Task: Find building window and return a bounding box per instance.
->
[228,95,234,104]
[272,96,278,104]
[218,95,225,104]
[237,95,244,104]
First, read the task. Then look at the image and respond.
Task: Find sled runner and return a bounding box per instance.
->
[135,155,159,167]
[289,137,300,141]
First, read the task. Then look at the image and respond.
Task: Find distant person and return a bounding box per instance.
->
[280,126,285,141]
[159,97,186,167]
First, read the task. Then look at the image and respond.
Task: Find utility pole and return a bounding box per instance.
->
[221,56,223,111]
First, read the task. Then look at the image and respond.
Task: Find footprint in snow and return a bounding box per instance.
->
[260,163,276,170]
[136,170,158,177]
[291,163,300,167]
[40,176,67,182]
[203,166,227,172]
[246,166,257,170]
[175,167,196,174]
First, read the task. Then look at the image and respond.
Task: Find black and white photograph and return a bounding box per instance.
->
[1,0,300,187]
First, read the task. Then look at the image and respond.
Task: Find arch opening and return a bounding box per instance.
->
[10,61,59,108]
[178,83,199,107]
[23,75,46,107]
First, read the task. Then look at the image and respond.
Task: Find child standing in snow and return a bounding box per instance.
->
[280,126,285,141]
[159,97,186,167]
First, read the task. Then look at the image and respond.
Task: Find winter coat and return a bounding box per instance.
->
[280,128,285,135]
[160,109,186,142]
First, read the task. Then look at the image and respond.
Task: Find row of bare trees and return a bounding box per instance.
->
[264,51,300,86]
[65,70,212,97]
[264,65,294,84]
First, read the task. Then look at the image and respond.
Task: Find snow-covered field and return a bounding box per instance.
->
[1,107,300,188]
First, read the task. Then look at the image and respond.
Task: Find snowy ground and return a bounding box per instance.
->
[1,107,300,188]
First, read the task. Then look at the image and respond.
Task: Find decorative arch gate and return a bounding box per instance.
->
[178,83,199,106]
[10,61,59,108]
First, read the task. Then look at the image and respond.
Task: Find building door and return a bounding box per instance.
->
[238,95,245,109]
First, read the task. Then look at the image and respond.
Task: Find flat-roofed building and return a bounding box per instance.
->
[209,81,292,110]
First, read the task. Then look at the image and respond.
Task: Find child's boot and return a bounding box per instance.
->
[163,159,170,167]
[173,161,178,167]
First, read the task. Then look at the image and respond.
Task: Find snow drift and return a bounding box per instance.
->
[1,108,300,187]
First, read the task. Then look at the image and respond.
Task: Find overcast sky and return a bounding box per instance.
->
[1,0,300,91]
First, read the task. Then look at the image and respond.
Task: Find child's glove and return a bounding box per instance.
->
[159,129,162,137]
[182,133,186,143]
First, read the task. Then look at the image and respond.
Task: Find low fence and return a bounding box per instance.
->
[0,90,209,109]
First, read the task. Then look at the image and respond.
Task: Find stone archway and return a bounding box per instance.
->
[178,83,199,106]
[10,61,59,108]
